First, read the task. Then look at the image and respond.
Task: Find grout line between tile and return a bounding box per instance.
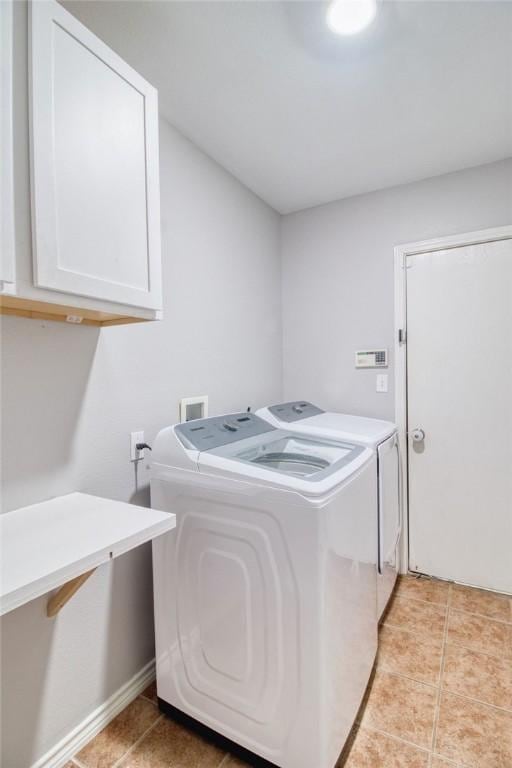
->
[436,688,512,716]
[358,723,431,755]
[450,580,512,597]
[444,644,510,663]
[376,661,440,690]
[395,596,450,609]
[432,753,478,768]
[391,592,450,609]
[443,625,512,662]
[442,637,509,661]
[393,587,512,626]
[428,581,452,766]
[429,756,469,768]
[448,605,512,627]
[383,618,446,643]
[383,616,510,662]
[379,622,444,646]
[110,713,163,768]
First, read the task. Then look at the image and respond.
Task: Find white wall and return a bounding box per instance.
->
[0,118,282,767]
[281,158,512,420]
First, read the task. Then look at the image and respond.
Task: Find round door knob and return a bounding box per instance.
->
[411,428,425,443]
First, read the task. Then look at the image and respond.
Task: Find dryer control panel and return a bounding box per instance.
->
[175,412,275,451]
[268,401,325,423]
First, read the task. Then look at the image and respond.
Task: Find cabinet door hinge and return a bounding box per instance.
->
[398,328,407,344]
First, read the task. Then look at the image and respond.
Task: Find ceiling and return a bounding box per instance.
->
[63,1,512,214]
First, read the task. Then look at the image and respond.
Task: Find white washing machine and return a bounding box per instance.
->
[151,412,377,768]
[257,402,401,619]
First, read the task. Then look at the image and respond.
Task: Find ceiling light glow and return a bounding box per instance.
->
[326,0,377,36]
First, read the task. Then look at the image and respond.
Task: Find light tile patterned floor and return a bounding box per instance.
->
[68,576,512,768]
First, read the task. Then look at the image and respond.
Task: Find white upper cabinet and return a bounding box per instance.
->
[0,0,16,292]
[30,0,162,312]
[0,0,162,326]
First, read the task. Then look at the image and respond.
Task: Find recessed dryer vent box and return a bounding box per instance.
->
[179,395,209,423]
[355,349,388,368]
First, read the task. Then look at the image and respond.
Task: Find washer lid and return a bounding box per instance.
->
[198,429,371,495]
[219,433,364,480]
[260,402,395,447]
[295,412,396,446]
[171,412,373,495]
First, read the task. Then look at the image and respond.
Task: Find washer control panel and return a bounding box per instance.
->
[267,401,324,423]
[175,412,275,450]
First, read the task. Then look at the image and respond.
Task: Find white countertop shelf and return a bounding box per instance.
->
[0,492,176,616]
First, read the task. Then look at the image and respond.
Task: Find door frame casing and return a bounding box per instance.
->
[393,225,512,575]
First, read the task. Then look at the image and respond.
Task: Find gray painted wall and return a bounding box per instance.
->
[0,119,282,767]
[281,159,512,420]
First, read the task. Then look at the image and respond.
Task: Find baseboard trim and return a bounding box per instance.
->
[30,659,155,768]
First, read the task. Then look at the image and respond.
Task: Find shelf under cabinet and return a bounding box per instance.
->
[0,492,176,616]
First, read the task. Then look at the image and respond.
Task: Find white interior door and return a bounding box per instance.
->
[407,235,512,593]
[30,0,161,310]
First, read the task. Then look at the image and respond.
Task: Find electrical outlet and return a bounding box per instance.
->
[376,374,388,393]
[130,430,145,461]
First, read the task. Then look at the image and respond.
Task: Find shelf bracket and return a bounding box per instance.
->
[47,568,96,617]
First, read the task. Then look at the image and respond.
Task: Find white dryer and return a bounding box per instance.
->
[151,412,377,768]
[257,402,401,619]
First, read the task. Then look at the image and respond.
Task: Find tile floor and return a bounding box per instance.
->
[66,576,512,768]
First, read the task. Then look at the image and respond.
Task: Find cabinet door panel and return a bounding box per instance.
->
[30,0,162,310]
[1,0,16,291]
